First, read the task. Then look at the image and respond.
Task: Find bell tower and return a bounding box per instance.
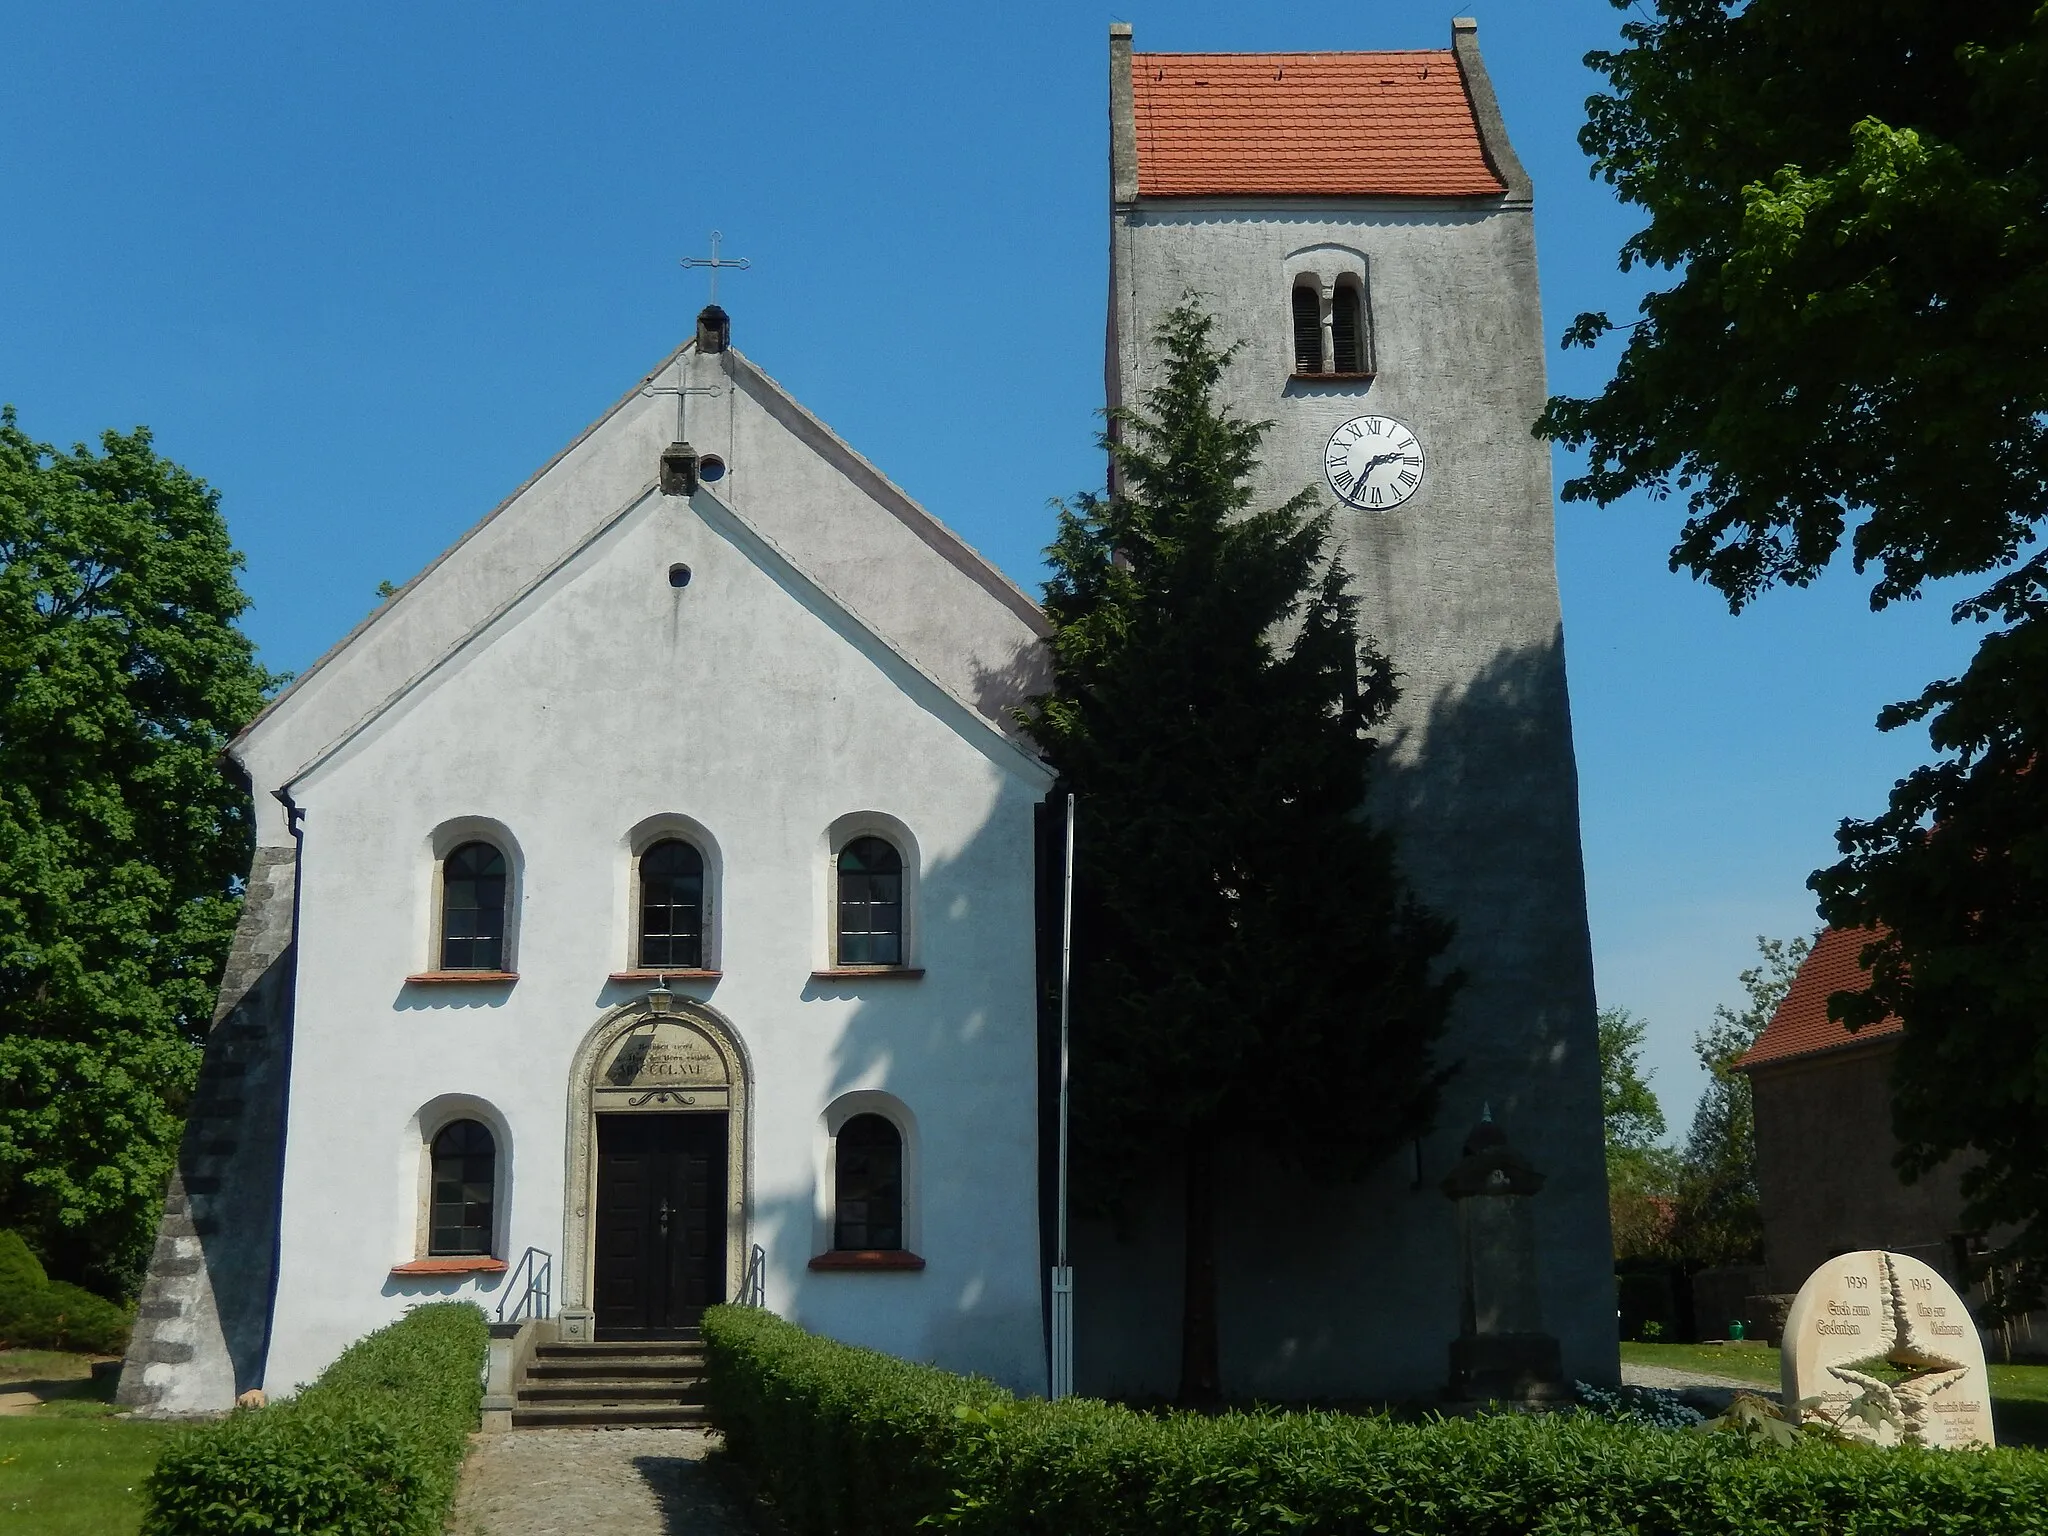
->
[1090,20,1612,1401]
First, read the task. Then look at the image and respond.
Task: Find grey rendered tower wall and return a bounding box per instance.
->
[1082,21,1613,1399]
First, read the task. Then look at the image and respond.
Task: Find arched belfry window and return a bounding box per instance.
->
[639,839,705,969]
[1332,282,1367,374]
[428,1119,496,1256]
[836,837,903,966]
[1291,283,1324,374]
[834,1114,903,1251]
[441,843,506,971]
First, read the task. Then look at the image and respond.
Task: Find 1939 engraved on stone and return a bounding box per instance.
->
[1782,1249,1993,1449]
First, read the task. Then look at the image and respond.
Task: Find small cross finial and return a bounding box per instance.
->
[680,229,751,305]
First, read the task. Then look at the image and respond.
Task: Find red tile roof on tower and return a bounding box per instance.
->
[1736,927,1902,1071]
[1130,51,1508,198]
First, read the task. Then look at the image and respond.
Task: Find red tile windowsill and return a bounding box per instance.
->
[390,1257,508,1276]
[608,970,722,983]
[405,971,519,985]
[808,1250,927,1272]
[1290,372,1378,382]
[810,968,925,982]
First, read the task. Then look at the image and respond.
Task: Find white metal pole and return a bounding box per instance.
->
[1051,792,1076,1399]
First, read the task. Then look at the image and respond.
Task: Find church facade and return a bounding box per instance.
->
[120,20,1612,1414]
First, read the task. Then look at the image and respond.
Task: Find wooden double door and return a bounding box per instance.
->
[594,1112,728,1338]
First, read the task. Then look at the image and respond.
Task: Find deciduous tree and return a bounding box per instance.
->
[1024,299,1458,1403]
[1814,606,2048,1314]
[1598,1006,1679,1261]
[1669,935,1809,1269]
[0,408,275,1298]
[1539,0,2048,1308]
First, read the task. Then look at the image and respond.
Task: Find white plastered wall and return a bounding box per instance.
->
[255,364,1051,1397]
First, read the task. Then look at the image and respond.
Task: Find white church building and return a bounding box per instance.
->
[120,19,1614,1413]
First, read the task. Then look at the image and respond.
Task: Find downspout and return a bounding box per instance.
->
[257,783,306,1386]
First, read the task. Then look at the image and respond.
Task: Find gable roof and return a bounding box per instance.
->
[1736,927,1902,1071]
[1130,50,1506,198]
[232,333,1051,831]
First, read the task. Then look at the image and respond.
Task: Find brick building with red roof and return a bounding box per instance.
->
[1736,929,1976,1309]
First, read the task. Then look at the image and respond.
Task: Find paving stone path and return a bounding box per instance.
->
[447,1427,753,1536]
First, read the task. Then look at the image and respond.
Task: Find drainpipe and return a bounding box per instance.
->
[257,784,307,1388]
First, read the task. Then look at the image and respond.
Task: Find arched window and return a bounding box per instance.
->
[834,1114,903,1251]
[1332,282,1367,374]
[639,839,705,969]
[428,1119,496,1256]
[836,837,903,966]
[1291,283,1323,374]
[441,842,507,971]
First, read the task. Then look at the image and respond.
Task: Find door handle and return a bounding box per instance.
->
[657,1197,674,1237]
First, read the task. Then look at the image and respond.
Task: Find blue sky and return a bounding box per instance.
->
[1,1,1979,1137]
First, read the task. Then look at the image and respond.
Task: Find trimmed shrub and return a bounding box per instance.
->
[142,1300,487,1536]
[703,1304,2048,1536]
[0,1229,131,1353]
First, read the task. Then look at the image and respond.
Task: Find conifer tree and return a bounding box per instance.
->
[1024,298,1458,1402]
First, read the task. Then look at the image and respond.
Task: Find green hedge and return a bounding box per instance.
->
[0,1229,130,1353]
[142,1301,487,1535]
[702,1304,2048,1536]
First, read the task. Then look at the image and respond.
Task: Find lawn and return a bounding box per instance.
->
[1620,1340,2048,1445]
[1620,1340,1781,1386]
[0,1417,178,1536]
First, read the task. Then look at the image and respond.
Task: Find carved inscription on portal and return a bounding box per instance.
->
[596,1020,730,1109]
[1782,1249,1993,1449]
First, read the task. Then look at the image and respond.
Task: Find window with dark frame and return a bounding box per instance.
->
[428,1119,496,1257]
[1290,284,1323,374]
[835,836,903,966]
[639,839,705,969]
[833,1114,903,1251]
[1332,283,1366,373]
[441,842,507,971]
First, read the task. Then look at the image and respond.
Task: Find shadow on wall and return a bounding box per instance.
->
[120,842,298,1415]
[193,946,295,1395]
[1067,631,1608,1401]
[969,637,1053,733]
[739,777,1050,1393]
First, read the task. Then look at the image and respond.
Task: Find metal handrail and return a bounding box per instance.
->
[496,1246,553,1324]
[740,1242,766,1306]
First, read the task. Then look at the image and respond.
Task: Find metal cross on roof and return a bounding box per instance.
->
[680,230,751,305]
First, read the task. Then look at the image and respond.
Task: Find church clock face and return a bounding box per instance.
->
[1324,415,1424,511]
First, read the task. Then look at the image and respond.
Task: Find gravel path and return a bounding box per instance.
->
[447,1428,753,1536]
[1621,1361,1771,1393]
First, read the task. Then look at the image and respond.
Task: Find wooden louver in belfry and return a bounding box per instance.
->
[1332,287,1364,374]
[1291,285,1322,374]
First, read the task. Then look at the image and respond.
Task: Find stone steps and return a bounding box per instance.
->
[510,1402,712,1428]
[520,1379,704,1402]
[520,1368,704,1392]
[511,1338,709,1430]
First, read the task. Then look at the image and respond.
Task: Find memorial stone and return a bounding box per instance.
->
[1782,1249,1993,1449]
[1441,1110,1565,1400]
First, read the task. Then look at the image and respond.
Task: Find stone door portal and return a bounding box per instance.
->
[593,1112,728,1338]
